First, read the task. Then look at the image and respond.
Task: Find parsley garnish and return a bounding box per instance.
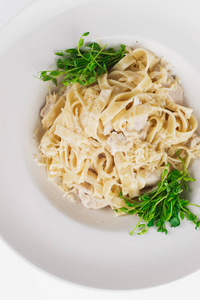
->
[38,32,126,86]
[116,158,200,235]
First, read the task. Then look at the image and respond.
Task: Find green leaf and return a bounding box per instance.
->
[187,212,196,222]
[119,44,126,51]
[42,75,52,81]
[137,228,149,235]
[88,62,96,71]
[52,78,57,86]
[180,211,185,220]
[86,42,102,51]
[40,71,47,77]
[97,68,104,76]
[156,219,163,228]
[147,218,155,227]
[180,199,189,207]
[55,51,64,56]
[118,207,129,213]
[83,32,90,37]
[78,38,84,48]
[82,53,92,60]
[64,48,77,53]
[162,168,169,178]
[138,224,146,228]
[195,222,200,229]
[124,199,134,207]
[49,71,61,77]
[157,227,168,234]
[141,193,149,201]
[126,209,137,215]
[62,81,71,86]
[169,215,180,227]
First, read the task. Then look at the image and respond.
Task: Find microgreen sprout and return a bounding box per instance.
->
[38,32,126,86]
[116,158,200,235]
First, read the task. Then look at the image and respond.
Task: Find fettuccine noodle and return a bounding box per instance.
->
[39,47,200,210]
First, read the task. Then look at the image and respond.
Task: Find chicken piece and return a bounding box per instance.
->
[40,92,58,118]
[106,132,127,155]
[165,84,183,105]
[78,189,108,209]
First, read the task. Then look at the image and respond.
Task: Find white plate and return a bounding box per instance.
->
[0,0,200,290]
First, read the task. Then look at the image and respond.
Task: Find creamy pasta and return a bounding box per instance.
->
[39,47,200,210]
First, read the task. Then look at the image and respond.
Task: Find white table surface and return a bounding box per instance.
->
[0,0,200,299]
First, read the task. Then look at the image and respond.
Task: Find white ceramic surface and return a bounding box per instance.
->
[0,0,200,290]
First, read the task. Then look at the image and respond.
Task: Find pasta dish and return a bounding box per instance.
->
[38,47,200,212]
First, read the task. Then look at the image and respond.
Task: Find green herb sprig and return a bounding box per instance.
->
[38,32,126,86]
[116,158,200,235]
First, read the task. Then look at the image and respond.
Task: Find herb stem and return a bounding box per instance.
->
[129,216,143,236]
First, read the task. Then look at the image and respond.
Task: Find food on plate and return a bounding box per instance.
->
[37,33,200,234]
[117,158,200,235]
